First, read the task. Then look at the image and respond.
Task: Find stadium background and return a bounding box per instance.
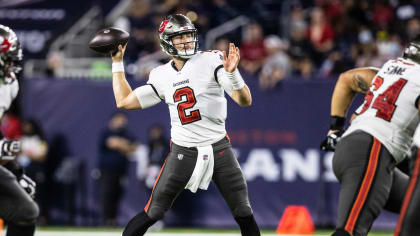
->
[0,0,415,234]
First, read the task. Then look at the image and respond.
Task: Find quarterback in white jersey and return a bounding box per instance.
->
[111,14,260,236]
[137,49,234,147]
[319,40,420,236]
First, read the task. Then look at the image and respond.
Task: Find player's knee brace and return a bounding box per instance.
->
[6,223,35,236]
[232,203,253,218]
[123,211,156,236]
[331,229,351,236]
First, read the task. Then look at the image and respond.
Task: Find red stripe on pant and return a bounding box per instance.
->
[144,159,167,213]
[344,138,381,235]
[394,148,420,236]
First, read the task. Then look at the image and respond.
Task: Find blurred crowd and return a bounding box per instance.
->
[103,0,420,90]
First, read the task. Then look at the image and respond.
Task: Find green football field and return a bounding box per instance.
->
[27,227,395,236]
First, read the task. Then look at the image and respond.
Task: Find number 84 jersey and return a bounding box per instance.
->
[147,51,227,148]
[345,58,420,163]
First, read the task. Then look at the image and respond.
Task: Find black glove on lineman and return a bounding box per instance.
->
[320,116,346,152]
[19,174,36,198]
[320,130,344,151]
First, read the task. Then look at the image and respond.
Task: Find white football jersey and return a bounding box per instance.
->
[344,58,420,162]
[0,79,18,118]
[146,51,228,147]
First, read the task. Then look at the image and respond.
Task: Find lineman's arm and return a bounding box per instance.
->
[219,43,252,107]
[330,67,379,119]
[320,67,379,151]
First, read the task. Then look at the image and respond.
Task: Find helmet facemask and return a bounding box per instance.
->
[167,31,198,59]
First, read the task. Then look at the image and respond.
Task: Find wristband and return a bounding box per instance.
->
[226,69,245,90]
[330,116,346,131]
[112,62,124,73]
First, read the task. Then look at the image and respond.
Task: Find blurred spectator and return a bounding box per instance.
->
[17,119,49,224]
[319,50,353,78]
[206,0,239,28]
[406,17,420,42]
[376,32,402,62]
[306,7,334,66]
[112,0,420,79]
[124,0,156,61]
[372,0,394,30]
[98,112,137,226]
[239,22,267,74]
[144,124,168,191]
[298,57,315,80]
[215,38,229,52]
[288,16,312,76]
[259,35,291,90]
[46,51,64,77]
[134,37,170,79]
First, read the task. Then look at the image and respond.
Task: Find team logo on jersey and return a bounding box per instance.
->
[203,154,208,161]
[177,154,184,160]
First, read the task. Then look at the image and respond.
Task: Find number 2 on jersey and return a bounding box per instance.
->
[173,87,201,125]
[359,77,407,121]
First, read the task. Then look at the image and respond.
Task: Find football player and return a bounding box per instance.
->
[394,124,420,236]
[0,25,39,236]
[319,38,420,235]
[110,14,260,236]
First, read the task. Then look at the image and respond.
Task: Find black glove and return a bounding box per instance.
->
[0,139,20,160]
[320,130,344,152]
[19,174,36,198]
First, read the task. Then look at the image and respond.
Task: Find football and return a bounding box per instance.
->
[88,27,129,55]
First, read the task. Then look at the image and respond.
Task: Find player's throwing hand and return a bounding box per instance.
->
[222,43,240,73]
[111,44,127,62]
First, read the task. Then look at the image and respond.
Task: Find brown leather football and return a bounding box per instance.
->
[88,27,129,55]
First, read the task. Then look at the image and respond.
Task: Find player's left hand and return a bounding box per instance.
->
[222,43,240,73]
[320,130,344,151]
[19,174,36,198]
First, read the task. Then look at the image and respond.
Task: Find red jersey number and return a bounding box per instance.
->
[359,77,407,121]
[173,87,201,125]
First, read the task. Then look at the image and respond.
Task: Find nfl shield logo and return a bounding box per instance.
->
[203,154,208,161]
[177,154,184,160]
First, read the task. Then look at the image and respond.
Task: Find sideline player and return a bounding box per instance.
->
[110,14,260,236]
[0,25,39,236]
[319,40,420,235]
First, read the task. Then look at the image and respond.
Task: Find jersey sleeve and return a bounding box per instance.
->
[146,69,165,100]
[133,85,162,109]
[216,68,233,97]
